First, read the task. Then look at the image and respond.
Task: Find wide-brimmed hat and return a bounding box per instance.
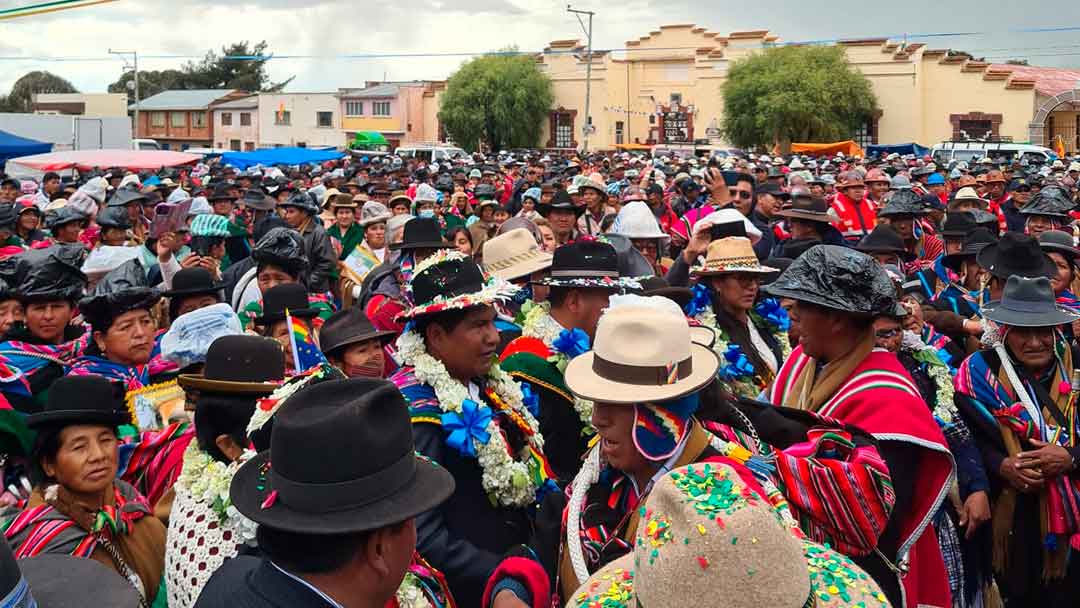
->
[763,245,896,315]
[1038,230,1080,262]
[538,190,585,217]
[569,462,888,608]
[163,267,229,298]
[281,191,320,215]
[231,378,455,534]
[854,224,915,262]
[241,188,276,211]
[941,228,997,273]
[253,283,320,326]
[106,187,148,208]
[949,186,988,210]
[358,200,392,227]
[482,227,552,282]
[389,217,453,251]
[578,172,608,199]
[205,183,234,203]
[537,240,639,290]
[774,196,834,223]
[17,554,141,607]
[319,307,396,359]
[398,249,518,321]
[877,190,927,217]
[27,375,129,429]
[633,275,692,307]
[691,237,777,277]
[564,303,719,404]
[178,335,285,395]
[940,210,978,238]
[983,275,1080,328]
[610,200,669,241]
[327,192,358,211]
[1020,190,1073,220]
[976,231,1056,280]
[95,205,132,230]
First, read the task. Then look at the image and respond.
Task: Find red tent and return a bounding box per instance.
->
[8,150,201,172]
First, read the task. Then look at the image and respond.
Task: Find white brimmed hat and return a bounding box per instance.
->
[610,201,669,241]
[481,228,553,282]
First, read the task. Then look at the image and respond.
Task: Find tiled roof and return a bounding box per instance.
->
[989,64,1080,97]
[130,89,237,111]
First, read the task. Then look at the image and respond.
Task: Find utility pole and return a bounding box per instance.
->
[109,49,139,141]
[567,5,594,153]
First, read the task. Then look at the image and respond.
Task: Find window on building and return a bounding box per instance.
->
[297,142,307,148]
[275,111,291,126]
[244,141,255,151]
[373,101,391,116]
[191,112,206,129]
[240,112,252,126]
[853,118,876,150]
[555,112,573,148]
[150,112,166,128]
[317,112,334,128]
[170,112,186,128]
[159,143,170,150]
[346,101,364,116]
[958,119,993,141]
[615,121,625,145]
[230,139,242,151]
[221,112,232,126]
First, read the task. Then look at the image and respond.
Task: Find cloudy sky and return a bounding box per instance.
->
[3,0,1079,94]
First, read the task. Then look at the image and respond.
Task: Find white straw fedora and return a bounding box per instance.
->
[564,303,719,404]
[482,227,553,281]
[610,200,669,241]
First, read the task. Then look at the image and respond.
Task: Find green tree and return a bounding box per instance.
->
[721,45,877,151]
[0,71,79,113]
[439,50,553,152]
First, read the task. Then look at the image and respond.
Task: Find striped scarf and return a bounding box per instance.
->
[0,327,92,397]
[67,330,177,393]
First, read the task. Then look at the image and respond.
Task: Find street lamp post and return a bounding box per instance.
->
[567,5,594,153]
[109,49,139,139]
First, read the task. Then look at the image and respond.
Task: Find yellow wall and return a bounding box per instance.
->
[342,116,400,132]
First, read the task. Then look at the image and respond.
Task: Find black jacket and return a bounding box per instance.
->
[298,220,337,294]
[749,211,776,261]
[195,556,336,608]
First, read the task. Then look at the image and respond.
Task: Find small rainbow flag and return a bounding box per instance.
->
[286,308,327,373]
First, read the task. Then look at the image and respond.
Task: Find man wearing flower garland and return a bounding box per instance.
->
[500,240,639,480]
[390,249,553,607]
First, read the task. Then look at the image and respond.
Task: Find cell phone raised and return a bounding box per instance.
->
[149,199,192,239]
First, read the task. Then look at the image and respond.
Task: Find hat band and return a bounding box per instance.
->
[550,269,618,278]
[486,249,546,271]
[271,449,416,512]
[699,256,761,271]
[997,298,1058,314]
[591,354,693,386]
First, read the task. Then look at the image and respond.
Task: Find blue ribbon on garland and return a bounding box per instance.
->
[753,298,791,332]
[553,328,591,358]
[441,399,492,458]
[718,343,756,381]
[684,283,711,317]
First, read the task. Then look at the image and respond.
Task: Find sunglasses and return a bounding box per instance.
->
[875,328,901,340]
[728,189,752,200]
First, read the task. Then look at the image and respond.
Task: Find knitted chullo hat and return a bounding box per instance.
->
[567,462,890,608]
[189,213,230,238]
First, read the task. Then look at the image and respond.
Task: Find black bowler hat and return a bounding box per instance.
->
[854,224,916,262]
[537,190,585,218]
[389,217,453,251]
[207,183,234,202]
[319,307,395,359]
[538,240,639,289]
[253,283,319,326]
[106,187,147,208]
[163,267,229,298]
[397,250,518,321]
[1038,230,1080,262]
[983,275,1079,328]
[229,378,456,534]
[941,228,997,273]
[976,231,1056,280]
[178,335,285,395]
[241,188,276,211]
[26,375,130,429]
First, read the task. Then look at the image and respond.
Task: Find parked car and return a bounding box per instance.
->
[395,144,468,163]
[931,141,1056,165]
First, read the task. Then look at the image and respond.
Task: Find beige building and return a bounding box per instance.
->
[534,24,1080,152]
[213,96,259,151]
[32,93,129,117]
[256,93,342,148]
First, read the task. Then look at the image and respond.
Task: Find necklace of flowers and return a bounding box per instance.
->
[900,330,957,425]
[397,327,547,508]
[519,300,595,433]
[394,572,434,608]
[175,442,258,545]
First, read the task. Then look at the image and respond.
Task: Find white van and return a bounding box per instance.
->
[132,138,161,151]
[931,141,1056,165]
[395,144,468,163]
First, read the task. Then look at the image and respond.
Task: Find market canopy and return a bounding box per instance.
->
[865,143,930,158]
[789,140,865,158]
[8,149,199,172]
[349,131,388,148]
[0,130,51,165]
[219,147,345,170]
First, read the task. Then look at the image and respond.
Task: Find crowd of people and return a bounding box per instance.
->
[0,146,1074,607]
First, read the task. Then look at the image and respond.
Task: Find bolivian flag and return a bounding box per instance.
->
[286,308,327,373]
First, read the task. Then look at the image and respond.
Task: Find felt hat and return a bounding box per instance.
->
[564,302,719,404]
[230,378,455,534]
[389,217,453,251]
[538,190,585,218]
[106,187,148,208]
[26,375,130,428]
[949,187,988,210]
[632,275,693,308]
[1038,229,1080,261]
[397,249,518,321]
[568,462,889,608]
[327,192,358,211]
[253,282,319,326]
[162,267,229,298]
[241,188,276,211]
[610,201,669,240]
[281,192,320,215]
[854,224,916,262]
[941,228,997,273]
[691,237,778,277]
[976,231,1056,280]
[774,196,834,224]
[319,307,396,359]
[538,240,640,290]
[481,227,553,282]
[983,275,1079,328]
[18,554,141,608]
[939,211,978,238]
[763,245,896,315]
[178,335,286,395]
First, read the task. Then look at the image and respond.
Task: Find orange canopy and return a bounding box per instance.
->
[789,140,865,157]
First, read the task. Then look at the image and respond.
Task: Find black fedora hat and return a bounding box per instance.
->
[939,211,978,238]
[537,240,639,289]
[538,190,585,218]
[389,217,453,251]
[941,228,997,273]
[854,224,915,262]
[1038,230,1080,262]
[976,231,1056,280]
[207,183,234,202]
[398,250,517,321]
[230,378,455,534]
[26,375,130,429]
[162,267,229,298]
[241,188,276,211]
[178,335,286,395]
[319,307,395,359]
[633,275,692,307]
[983,275,1079,327]
[877,190,927,218]
[254,283,319,326]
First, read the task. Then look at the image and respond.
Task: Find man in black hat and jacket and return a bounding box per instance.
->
[280,192,337,295]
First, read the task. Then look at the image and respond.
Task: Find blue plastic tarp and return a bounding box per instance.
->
[219,147,345,169]
[865,143,930,158]
[0,130,51,164]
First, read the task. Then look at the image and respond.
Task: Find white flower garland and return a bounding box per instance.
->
[176,443,258,545]
[245,369,324,437]
[394,573,434,608]
[396,329,546,508]
[900,330,957,425]
[519,301,595,431]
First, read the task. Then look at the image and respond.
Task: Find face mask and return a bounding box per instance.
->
[418,209,435,219]
[343,360,384,379]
